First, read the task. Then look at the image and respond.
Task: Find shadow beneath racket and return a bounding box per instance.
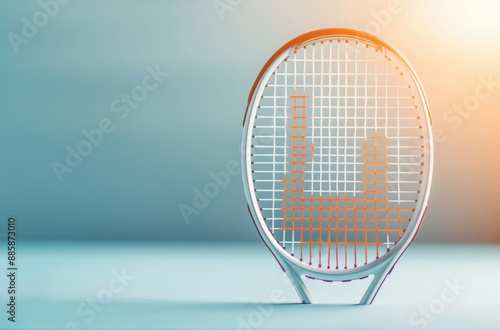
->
[137,299,366,308]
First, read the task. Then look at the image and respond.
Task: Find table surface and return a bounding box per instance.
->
[1,241,499,329]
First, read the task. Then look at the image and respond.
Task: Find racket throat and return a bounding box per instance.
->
[281,262,314,304]
[359,264,394,304]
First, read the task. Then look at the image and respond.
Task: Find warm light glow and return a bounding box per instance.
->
[432,1,500,42]
[456,1,500,31]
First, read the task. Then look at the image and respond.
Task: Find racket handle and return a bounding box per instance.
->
[282,262,314,304]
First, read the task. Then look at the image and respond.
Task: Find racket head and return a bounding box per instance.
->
[242,29,433,278]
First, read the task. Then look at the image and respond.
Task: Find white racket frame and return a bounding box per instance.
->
[242,29,433,304]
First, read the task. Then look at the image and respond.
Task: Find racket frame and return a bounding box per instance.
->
[242,28,433,304]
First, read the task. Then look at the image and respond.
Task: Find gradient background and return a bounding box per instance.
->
[1,0,499,243]
[1,1,500,329]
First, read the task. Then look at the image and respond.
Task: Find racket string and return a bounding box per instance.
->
[251,37,425,269]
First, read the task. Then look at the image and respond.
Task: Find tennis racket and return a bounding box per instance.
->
[242,29,433,304]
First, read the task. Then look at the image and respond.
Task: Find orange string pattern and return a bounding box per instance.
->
[282,92,412,269]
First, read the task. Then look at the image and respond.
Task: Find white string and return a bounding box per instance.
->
[375,50,378,134]
[329,41,333,194]
[336,42,341,196]
[397,64,402,204]
[272,61,277,236]
[344,43,348,196]
[282,54,293,254]
[353,43,358,197]
[316,44,322,197]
